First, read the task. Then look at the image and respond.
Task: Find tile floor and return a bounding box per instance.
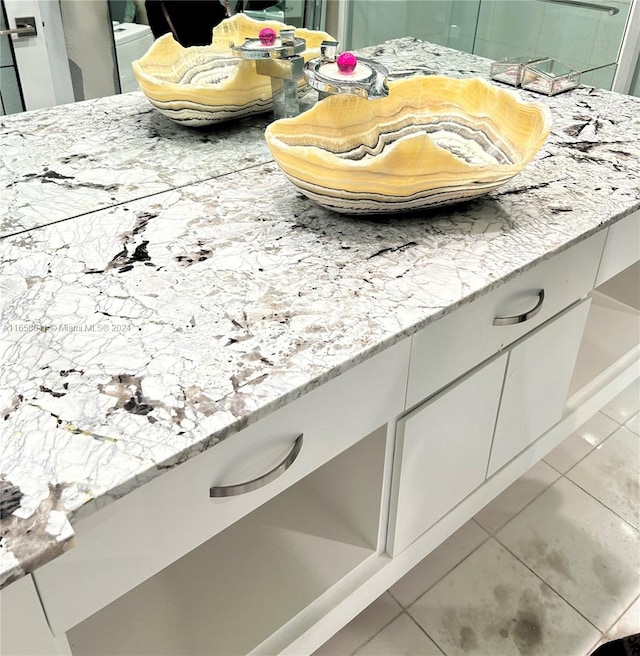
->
[314,379,640,656]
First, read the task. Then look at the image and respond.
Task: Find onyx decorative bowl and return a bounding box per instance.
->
[264,75,552,214]
[132,13,333,127]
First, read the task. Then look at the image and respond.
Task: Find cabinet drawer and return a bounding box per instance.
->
[35,339,410,634]
[389,354,507,555]
[596,210,640,286]
[487,299,591,476]
[406,232,605,408]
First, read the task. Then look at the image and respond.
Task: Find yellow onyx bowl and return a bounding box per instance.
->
[132,13,333,127]
[265,75,552,214]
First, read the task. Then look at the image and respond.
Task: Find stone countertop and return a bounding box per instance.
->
[1,38,639,590]
[0,94,273,238]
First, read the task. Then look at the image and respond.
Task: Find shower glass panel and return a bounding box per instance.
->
[241,0,318,28]
[473,0,631,89]
[347,0,480,51]
[344,0,632,91]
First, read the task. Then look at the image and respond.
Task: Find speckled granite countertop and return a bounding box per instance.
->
[1,38,639,590]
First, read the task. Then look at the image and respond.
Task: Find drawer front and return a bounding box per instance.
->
[487,299,591,477]
[406,231,605,408]
[596,210,640,286]
[389,353,507,555]
[35,339,411,633]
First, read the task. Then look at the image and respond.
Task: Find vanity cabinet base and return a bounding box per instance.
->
[24,219,639,656]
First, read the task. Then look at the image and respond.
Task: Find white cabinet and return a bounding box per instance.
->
[25,222,639,656]
[391,297,593,555]
[487,299,592,476]
[406,233,605,408]
[389,354,508,555]
[0,575,58,656]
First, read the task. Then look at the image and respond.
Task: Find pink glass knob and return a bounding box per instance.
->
[337,52,357,75]
[259,27,277,46]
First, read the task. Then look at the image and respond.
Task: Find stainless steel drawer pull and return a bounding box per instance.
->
[493,289,545,326]
[209,434,303,497]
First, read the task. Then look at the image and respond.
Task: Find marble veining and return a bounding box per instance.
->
[1,38,639,589]
[0,92,272,238]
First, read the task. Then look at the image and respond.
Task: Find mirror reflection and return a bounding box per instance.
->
[0,0,638,117]
[107,0,308,92]
[109,0,153,93]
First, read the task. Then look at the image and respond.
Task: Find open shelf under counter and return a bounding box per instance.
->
[570,293,640,396]
[566,262,640,421]
[66,427,388,656]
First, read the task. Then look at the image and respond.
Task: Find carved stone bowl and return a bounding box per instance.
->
[132,14,332,127]
[265,75,552,214]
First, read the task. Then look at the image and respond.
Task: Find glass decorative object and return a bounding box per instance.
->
[489,56,546,87]
[520,58,581,96]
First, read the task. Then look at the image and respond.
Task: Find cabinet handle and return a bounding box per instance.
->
[493,289,545,326]
[0,17,37,37]
[209,434,303,497]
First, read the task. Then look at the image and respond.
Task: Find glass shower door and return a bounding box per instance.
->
[472,0,632,89]
[345,0,483,51]
[344,0,633,91]
[0,0,25,115]
[241,0,325,29]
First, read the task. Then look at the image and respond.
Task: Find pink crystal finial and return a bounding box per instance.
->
[259,27,277,46]
[337,52,357,75]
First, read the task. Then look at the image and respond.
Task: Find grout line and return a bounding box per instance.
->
[478,464,560,536]
[390,530,492,609]
[404,611,448,656]
[599,591,640,639]
[543,417,616,476]
[491,536,606,634]
[561,471,640,532]
[346,605,403,656]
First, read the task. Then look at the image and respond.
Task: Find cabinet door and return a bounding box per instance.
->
[487,299,591,477]
[1,576,59,656]
[390,354,508,555]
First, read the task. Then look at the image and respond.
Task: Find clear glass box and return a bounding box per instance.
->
[489,56,546,87]
[520,58,581,96]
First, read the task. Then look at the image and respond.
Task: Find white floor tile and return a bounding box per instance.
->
[566,426,640,528]
[496,477,640,631]
[587,638,607,654]
[601,380,640,424]
[544,412,619,474]
[626,412,640,436]
[353,613,444,656]
[389,520,488,608]
[408,539,599,656]
[313,593,402,656]
[474,461,559,534]
[604,595,640,642]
